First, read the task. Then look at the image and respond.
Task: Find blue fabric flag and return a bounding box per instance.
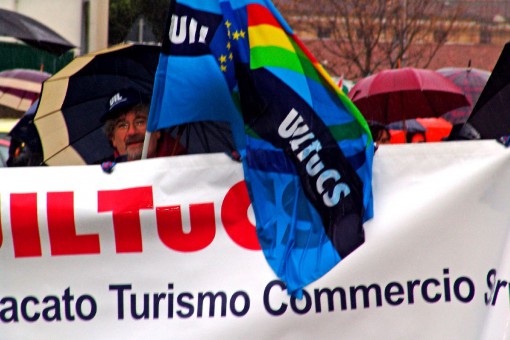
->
[148,0,374,297]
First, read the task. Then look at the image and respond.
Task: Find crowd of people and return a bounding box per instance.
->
[6,86,448,166]
[368,121,435,149]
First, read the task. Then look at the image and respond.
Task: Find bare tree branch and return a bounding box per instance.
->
[275,0,465,80]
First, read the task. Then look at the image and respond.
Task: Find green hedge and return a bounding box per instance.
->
[0,42,74,74]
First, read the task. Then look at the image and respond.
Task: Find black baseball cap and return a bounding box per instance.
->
[100,87,151,122]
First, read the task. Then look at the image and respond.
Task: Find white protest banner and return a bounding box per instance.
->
[1,141,510,339]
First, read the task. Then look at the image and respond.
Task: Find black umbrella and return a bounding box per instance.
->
[33,43,161,165]
[463,42,510,139]
[0,8,74,54]
[165,121,238,158]
[7,99,43,166]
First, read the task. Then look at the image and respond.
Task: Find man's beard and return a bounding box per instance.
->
[125,134,145,161]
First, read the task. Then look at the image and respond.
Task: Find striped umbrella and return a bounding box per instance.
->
[33,43,160,165]
[0,69,51,111]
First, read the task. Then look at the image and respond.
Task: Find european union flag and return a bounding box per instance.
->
[148,0,374,297]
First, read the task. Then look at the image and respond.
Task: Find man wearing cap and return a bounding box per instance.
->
[102,87,185,162]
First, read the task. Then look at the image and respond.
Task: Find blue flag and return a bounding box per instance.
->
[148,0,374,297]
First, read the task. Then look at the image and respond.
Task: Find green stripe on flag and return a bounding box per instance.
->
[329,120,366,141]
[338,93,373,143]
[250,46,302,72]
[250,45,322,84]
[291,40,322,83]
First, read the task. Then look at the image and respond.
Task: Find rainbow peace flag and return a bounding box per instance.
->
[148,0,374,297]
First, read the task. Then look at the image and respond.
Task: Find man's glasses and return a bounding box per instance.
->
[114,117,147,131]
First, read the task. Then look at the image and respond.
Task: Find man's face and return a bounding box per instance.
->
[378,129,391,144]
[110,108,160,161]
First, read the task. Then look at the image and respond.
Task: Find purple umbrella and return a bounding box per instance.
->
[436,66,491,125]
[0,69,51,111]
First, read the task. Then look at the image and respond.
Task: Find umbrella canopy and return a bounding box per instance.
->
[0,69,51,111]
[0,8,74,54]
[436,67,491,125]
[7,99,43,166]
[465,42,510,139]
[34,43,160,166]
[165,121,238,157]
[348,67,470,124]
[387,117,453,143]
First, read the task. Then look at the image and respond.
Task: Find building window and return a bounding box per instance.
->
[480,28,492,44]
[317,26,332,38]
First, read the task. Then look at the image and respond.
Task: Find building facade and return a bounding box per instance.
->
[276,0,510,79]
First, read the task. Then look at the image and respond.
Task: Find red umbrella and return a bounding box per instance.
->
[0,68,51,111]
[436,67,491,125]
[348,67,470,125]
